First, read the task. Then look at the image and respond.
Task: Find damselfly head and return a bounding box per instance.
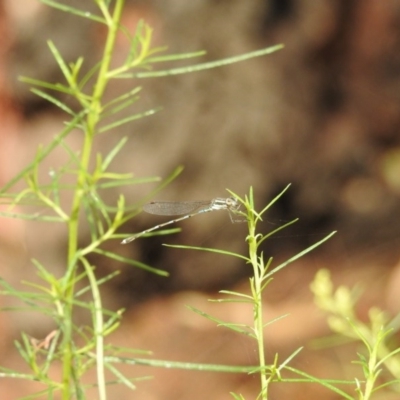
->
[226,197,240,210]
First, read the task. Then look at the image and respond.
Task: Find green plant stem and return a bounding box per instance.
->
[81,257,106,400]
[68,0,124,260]
[248,215,269,398]
[62,1,125,398]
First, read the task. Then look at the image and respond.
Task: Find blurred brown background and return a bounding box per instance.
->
[1,0,400,399]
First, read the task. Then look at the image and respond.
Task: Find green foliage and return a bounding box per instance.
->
[167,187,337,399]
[2,1,396,399]
[311,269,400,400]
[0,1,285,399]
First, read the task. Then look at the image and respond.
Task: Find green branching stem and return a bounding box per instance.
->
[246,199,269,398]
[63,1,125,398]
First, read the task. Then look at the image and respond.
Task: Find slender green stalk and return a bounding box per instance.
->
[168,187,336,399]
[81,257,106,400]
[247,209,269,397]
[63,2,126,398]
[68,0,124,261]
